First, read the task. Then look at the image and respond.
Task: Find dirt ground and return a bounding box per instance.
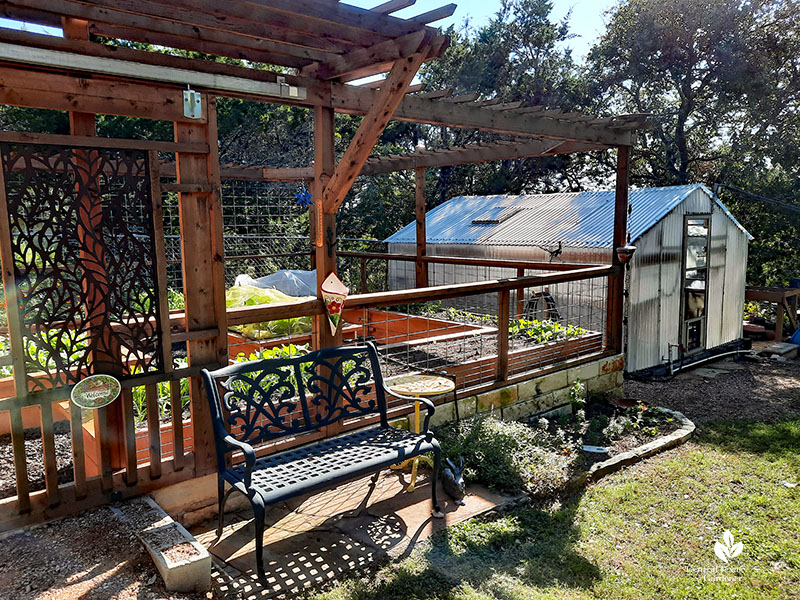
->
[624,354,800,426]
[0,506,211,600]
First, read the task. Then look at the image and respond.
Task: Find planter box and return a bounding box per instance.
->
[508,333,604,376]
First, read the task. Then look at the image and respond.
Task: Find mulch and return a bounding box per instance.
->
[624,356,800,426]
[0,421,74,499]
[0,506,210,600]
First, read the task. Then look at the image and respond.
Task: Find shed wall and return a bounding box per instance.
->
[626,188,748,372]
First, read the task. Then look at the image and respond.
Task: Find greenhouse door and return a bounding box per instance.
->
[680,216,710,355]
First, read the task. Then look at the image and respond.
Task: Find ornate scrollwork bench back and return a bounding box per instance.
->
[206,343,389,451]
[201,342,443,584]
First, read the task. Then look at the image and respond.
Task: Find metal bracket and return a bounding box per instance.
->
[183,87,203,119]
[276,76,302,99]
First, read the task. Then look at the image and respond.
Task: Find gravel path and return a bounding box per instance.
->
[0,506,210,600]
[624,356,800,426]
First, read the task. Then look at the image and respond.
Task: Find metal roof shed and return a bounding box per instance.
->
[386,184,752,373]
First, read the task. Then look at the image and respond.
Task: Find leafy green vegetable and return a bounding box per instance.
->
[508,318,586,344]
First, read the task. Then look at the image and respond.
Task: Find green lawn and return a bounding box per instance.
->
[307,420,800,600]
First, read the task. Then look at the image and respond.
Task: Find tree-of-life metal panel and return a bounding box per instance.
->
[0,142,163,391]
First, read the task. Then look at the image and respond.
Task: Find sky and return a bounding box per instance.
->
[349,0,618,61]
[0,1,617,62]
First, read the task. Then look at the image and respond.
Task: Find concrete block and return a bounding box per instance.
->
[539,404,571,420]
[587,372,620,394]
[551,386,572,407]
[457,395,478,419]
[517,378,539,401]
[761,342,798,359]
[567,360,600,383]
[389,416,411,431]
[537,370,568,394]
[599,353,625,375]
[429,401,456,428]
[501,397,539,422]
[118,496,211,593]
[608,385,624,399]
[477,386,517,412]
[150,474,216,520]
[614,369,625,388]
[534,392,556,412]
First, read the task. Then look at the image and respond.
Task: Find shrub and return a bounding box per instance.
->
[434,416,579,497]
[569,378,586,413]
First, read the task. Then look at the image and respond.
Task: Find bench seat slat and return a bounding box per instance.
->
[226,426,434,504]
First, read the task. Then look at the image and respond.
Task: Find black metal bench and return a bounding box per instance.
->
[201,342,443,583]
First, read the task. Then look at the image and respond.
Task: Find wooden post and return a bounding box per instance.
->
[175,95,227,476]
[313,105,341,350]
[776,300,785,342]
[415,164,427,288]
[497,289,510,382]
[62,17,127,478]
[0,167,31,512]
[606,145,630,354]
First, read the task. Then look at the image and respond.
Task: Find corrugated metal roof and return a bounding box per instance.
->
[385,184,753,248]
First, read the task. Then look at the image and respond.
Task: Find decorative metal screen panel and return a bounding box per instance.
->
[0,142,163,391]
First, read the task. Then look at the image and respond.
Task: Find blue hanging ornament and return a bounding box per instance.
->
[295,186,313,209]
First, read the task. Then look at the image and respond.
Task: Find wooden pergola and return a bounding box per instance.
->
[0,0,648,526]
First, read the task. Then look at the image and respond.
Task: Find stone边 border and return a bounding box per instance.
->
[578,407,695,484]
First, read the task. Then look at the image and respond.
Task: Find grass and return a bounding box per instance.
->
[305,419,800,599]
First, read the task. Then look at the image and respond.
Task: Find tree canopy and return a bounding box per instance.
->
[0,0,797,283]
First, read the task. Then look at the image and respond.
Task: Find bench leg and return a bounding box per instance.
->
[431,441,444,518]
[217,484,236,537]
[251,494,268,585]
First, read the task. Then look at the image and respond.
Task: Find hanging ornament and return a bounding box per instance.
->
[321,272,349,335]
[294,185,313,209]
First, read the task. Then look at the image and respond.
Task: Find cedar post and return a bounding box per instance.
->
[606,145,630,354]
[63,17,126,475]
[515,267,525,318]
[313,105,341,350]
[497,289,510,382]
[415,164,427,288]
[175,96,228,476]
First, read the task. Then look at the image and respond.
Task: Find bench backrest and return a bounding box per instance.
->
[201,343,389,448]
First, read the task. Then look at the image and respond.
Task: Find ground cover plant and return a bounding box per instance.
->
[434,416,581,497]
[432,383,678,498]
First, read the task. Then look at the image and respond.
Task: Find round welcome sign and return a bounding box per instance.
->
[71,374,122,410]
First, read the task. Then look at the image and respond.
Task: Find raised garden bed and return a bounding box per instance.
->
[0,420,74,499]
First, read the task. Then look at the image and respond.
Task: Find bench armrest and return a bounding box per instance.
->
[222,434,257,489]
[382,384,437,433]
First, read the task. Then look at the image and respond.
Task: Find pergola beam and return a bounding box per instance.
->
[203,139,609,181]
[323,51,429,213]
[372,0,416,14]
[0,35,644,146]
[8,0,340,66]
[359,80,427,94]
[409,3,456,24]
[359,139,606,174]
